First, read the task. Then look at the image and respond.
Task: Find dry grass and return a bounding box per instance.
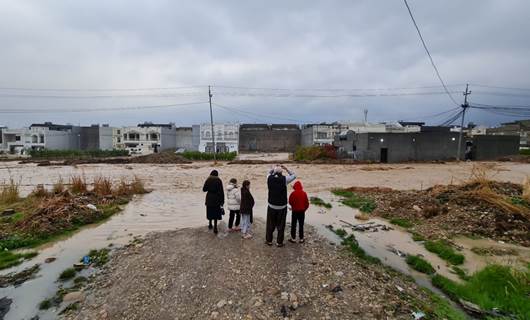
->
[130,176,147,194]
[113,178,131,196]
[522,176,530,203]
[0,178,20,205]
[354,213,370,220]
[93,176,113,196]
[469,185,526,215]
[53,177,65,194]
[69,175,87,194]
[31,184,49,198]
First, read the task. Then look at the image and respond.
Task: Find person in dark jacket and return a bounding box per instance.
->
[202,170,224,234]
[239,180,255,239]
[266,165,296,247]
[288,181,309,243]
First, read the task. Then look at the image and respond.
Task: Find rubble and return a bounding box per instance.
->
[60,221,444,320]
[345,180,530,246]
[0,264,40,288]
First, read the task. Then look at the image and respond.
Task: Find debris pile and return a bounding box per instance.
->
[347,180,530,246]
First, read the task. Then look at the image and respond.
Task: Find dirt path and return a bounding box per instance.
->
[62,221,437,320]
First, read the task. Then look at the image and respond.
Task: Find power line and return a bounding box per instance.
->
[0,85,208,92]
[213,84,465,92]
[402,0,459,106]
[472,91,530,98]
[0,92,205,99]
[214,90,461,98]
[213,102,299,123]
[0,101,208,114]
[470,83,530,92]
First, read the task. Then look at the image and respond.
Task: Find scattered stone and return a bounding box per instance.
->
[412,205,422,212]
[63,291,85,303]
[211,311,219,319]
[216,299,226,309]
[280,292,289,300]
[45,257,57,263]
[0,264,40,288]
[331,285,342,293]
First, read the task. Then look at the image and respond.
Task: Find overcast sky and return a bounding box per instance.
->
[1,0,529,128]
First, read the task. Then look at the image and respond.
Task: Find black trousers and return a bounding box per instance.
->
[291,211,306,239]
[228,210,241,229]
[266,206,287,244]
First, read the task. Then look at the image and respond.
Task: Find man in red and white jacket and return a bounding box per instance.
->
[288,181,310,243]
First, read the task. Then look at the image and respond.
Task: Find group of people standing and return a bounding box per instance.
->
[202,165,309,246]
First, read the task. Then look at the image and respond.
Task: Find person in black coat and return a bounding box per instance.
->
[202,170,224,234]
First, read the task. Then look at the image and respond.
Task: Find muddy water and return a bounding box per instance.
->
[1,161,530,319]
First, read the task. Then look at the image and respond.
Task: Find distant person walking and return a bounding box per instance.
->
[239,180,255,239]
[266,165,296,247]
[202,170,224,234]
[288,181,309,243]
[226,178,241,232]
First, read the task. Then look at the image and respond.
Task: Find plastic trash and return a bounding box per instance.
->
[86,204,98,211]
[82,255,91,265]
[412,311,425,320]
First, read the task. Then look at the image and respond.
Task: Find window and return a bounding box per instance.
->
[317,132,327,139]
[39,135,44,143]
[117,137,121,143]
[32,135,38,143]
[117,130,121,135]
[15,136,20,141]
[150,133,158,140]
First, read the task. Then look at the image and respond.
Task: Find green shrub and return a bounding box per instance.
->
[334,228,347,237]
[86,248,110,267]
[424,240,465,265]
[0,250,37,269]
[310,196,332,208]
[332,189,376,213]
[411,232,425,241]
[406,255,435,274]
[432,265,530,319]
[39,299,52,310]
[59,268,76,281]
[390,218,414,228]
[519,149,530,155]
[181,151,237,161]
[294,145,336,161]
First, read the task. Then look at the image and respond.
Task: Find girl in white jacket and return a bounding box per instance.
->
[226,178,241,231]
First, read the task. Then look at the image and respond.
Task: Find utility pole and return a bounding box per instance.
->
[456,84,471,161]
[363,109,368,123]
[208,85,216,163]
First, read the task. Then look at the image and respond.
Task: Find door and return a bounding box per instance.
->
[380,148,388,163]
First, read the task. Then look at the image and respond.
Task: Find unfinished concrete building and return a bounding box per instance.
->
[176,127,194,150]
[120,123,177,155]
[487,119,530,148]
[239,124,300,152]
[302,122,386,146]
[334,129,519,163]
[79,125,114,150]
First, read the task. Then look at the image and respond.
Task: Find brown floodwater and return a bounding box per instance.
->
[0,161,529,319]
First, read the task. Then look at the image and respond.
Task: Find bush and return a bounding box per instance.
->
[28,149,128,159]
[424,240,465,265]
[432,265,530,319]
[519,149,530,156]
[294,145,337,161]
[93,176,113,196]
[181,151,237,161]
[406,255,435,274]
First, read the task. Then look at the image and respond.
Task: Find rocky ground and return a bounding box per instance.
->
[61,220,440,320]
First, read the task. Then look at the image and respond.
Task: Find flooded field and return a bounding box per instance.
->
[0,161,529,319]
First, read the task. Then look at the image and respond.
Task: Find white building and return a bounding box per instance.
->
[199,123,239,153]
[0,123,80,154]
[301,122,387,146]
[119,123,177,155]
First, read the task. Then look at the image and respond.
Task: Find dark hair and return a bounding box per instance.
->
[242,180,250,188]
[210,170,219,177]
[229,178,237,184]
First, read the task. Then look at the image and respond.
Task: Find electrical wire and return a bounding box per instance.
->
[402,0,459,106]
[0,101,208,114]
[213,103,299,123]
[0,85,208,92]
[213,84,465,92]
[472,91,530,99]
[214,90,460,98]
[438,109,464,126]
[470,84,530,92]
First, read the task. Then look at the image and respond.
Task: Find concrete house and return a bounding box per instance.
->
[199,123,239,153]
[302,122,386,146]
[239,124,300,152]
[487,119,530,148]
[120,122,177,155]
[1,122,81,154]
[176,127,194,151]
[79,124,114,150]
[334,127,519,163]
